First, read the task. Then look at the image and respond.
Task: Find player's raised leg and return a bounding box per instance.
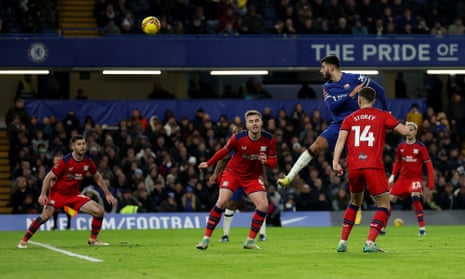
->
[279,136,330,187]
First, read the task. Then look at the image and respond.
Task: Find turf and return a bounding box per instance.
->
[1,226,463,279]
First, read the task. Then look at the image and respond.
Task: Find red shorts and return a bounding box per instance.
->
[390,179,423,199]
[348,168,389,196]
[219,171,266,195]
[48,191,91,211]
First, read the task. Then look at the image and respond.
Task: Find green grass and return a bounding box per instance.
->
[1,226,464,279]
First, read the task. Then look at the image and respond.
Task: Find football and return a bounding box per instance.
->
[141,16,161,35]
[393,218,404,227]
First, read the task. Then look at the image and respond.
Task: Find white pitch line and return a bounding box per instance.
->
[28,241,104,263]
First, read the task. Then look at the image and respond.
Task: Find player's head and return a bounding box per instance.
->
[244,109,263,133]
[70,135,87,156]
[320,55,340,81]
[53,153,63,166]
[405,121,418,140]
[358,87,376,107]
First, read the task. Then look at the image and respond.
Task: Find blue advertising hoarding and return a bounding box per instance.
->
[0,212,331,231]
[0,35,463,68]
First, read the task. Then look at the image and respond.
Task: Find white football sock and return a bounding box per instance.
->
[223,209,234,236]
[287,150,313,180]
[259,217,267,236]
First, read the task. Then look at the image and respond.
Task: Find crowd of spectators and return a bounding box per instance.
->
[92,0,465,36]
[1,0,464,36]
[0,0,57,34]
[6,86,465,216]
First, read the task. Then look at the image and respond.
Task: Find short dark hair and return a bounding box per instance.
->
[358,87,376,102]
[71,135,85,144]
[320,55,340,68]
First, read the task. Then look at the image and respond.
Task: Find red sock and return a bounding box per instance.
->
[248,209,267,239]
[384,206,392,229]
[90,217,103,240]
[204,206,224,237]
[412,197,425,227]
[22,217,44,242]
[368,207,389,242]
[340,204,358,241]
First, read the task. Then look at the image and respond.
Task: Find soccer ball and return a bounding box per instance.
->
[393,218,404,227]
[141,16,160,35]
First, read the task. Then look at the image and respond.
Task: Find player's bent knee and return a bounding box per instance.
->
[256,204,268,213]
[93,206,105,218]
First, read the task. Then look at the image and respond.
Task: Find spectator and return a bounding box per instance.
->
[327,0,345,25]
[334,17,352,34]
[157,16,174,34]
[15,75,36,101]
[188,76,216,99]
[180,186,200,212]
[295,184,313,211]
[297,82,316,99]
[148,82,175,99]
[406,103,423,132]
[120,11,136,33]
[118,188,139,213]
[102,19,121,35]
[352,19,368,35]
[436,182,455,209]
[160,192,178,212]
[415,17,430,34]
[127,108,148,132]
[448,16,465,35]
[8,176,38,214]
[240,5,266,34]
[135,187,157,212]
[447,91,465,150]
[75,88,89,100]
[20,194,41,214]
[62,110,81,137]
[5,98,30,129]
[332,187,350,211]
[217,7,239,33]
[431,20,447,36]
[186,16,209,34]
[298,18,317,34]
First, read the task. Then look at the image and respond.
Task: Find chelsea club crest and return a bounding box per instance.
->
[28,43,48,63]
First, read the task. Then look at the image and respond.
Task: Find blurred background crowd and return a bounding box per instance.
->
[6,90,465,217]
[0,0,464,36]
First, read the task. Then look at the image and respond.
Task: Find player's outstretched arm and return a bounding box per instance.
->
[38,171,56,206]
[93,172,116,205]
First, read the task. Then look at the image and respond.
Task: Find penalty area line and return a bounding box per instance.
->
[28,241,104,263]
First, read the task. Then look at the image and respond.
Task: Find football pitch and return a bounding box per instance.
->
[1,226,463,279]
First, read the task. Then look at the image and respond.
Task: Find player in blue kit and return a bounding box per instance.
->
[278,55,388,187]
